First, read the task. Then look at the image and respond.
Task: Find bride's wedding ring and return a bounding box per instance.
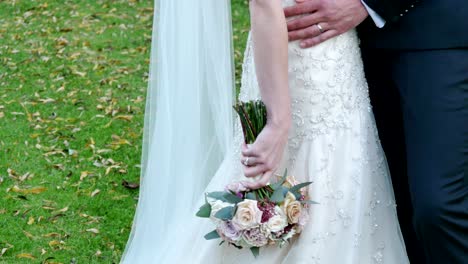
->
[316,23,324,34]
[243,157,250,166]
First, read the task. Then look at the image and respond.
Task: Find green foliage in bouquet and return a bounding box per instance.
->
[233,100,267,144]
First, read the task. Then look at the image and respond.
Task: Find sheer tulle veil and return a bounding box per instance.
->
[120,0,235,263]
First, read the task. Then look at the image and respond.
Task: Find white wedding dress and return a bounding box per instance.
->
[122,1,409,263]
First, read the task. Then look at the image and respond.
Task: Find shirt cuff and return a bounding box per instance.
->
[361,0,386,28]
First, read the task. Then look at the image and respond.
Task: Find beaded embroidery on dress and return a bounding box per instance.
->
[170,1,409,263]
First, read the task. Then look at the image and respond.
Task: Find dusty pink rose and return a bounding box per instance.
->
[225,181,248,193]
[243,227,268,247]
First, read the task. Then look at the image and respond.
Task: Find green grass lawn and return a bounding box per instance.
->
[0,0,249,263]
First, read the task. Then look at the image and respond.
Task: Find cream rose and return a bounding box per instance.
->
[232,199,263,230]
[286,201,302,224]
[265,206,288,233]
[283,192,302,224]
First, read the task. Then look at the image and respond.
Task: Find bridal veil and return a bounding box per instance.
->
[120,0,235,262]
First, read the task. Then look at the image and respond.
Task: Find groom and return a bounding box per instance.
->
[284,0,468,263]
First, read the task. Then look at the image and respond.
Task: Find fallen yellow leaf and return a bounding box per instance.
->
[43,233,61,238]
[23,230,35,239]
[16,253,36,259]
[9,185,47,194]
[48,240,60,247]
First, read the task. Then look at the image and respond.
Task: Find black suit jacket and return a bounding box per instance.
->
[359,0,468,49]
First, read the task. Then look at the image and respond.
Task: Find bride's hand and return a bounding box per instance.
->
[240,121,290,190]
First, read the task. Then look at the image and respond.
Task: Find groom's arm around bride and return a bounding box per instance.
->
[285,0,468,264]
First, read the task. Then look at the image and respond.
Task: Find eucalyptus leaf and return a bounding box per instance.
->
[195,202,212,218]
[204,230,221,240]
[292,190,302,200]
[207,191,228,201]
[270,187,287,203]
[250,247,260,258]
[245,192,257,200]
[223,192,243,204]
[214,206,236,220]
[271,169,289,190]
[290,182,313,193]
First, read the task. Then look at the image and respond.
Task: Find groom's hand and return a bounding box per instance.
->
[285,0,368,48]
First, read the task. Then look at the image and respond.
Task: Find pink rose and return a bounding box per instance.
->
[225,181,248,193]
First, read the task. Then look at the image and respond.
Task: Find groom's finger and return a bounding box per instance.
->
[284,1,319,18]
[299,29,337,48]
[287,12,321,31]
[288,22,328,42]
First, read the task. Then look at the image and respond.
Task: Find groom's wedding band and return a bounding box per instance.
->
[316,23,324,34]
[243,157,250,166]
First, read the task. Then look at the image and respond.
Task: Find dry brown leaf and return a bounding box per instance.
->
[86,228,99,234]
[114,115,133,121]
[80,171,93,181]
[9,185,47,195]
[43,233,61,238]
[38,98,56,104]
[23,230,35,239]
[52,206,69,214]
[91,189,100,197]
[122,180,139,189]
[16,253,36,259]
[48,240,60,247]
[27,216,35,225]
[48,213,66,222]
[19,172,32,182]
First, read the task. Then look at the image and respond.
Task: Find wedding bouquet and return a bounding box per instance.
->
[196,100,315,257]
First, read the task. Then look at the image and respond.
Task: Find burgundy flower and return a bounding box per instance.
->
[257,201,276,223]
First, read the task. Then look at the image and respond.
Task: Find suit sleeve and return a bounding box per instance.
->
[362,0,421,24]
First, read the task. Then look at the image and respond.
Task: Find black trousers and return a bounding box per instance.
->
[361,48,468,264]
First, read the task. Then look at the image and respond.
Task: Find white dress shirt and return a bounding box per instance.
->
[361,0,386,28]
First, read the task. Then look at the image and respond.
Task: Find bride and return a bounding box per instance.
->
[121,0,409,263]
